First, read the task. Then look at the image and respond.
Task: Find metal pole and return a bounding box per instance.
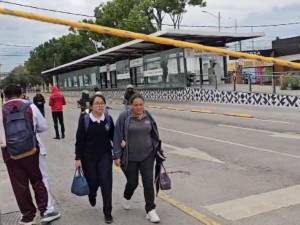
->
[218,12,221,32]
[235,19,238,51]
[272,73,276,94]
[233,74,236,91]
[248,74,252,92]
[251,26,254,50]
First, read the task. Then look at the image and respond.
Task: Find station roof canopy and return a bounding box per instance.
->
[42,29,264,75]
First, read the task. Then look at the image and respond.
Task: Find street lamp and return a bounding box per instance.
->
[201,10,221,32]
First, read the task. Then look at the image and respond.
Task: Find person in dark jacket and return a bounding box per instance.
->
[75,94,114,224]
[33,89,46,117]
[77,90,90,113]
[123,84,135,109]
[114,93,161,223]
[49,86,66,139]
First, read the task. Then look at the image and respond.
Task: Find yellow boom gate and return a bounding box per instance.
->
[1,7,300,70]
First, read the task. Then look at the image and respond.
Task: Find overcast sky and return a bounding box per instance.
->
[0,0,300,72]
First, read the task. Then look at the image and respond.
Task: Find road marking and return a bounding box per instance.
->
[113,161,221,225]
[160,127,300,160]
[218,124,274,135]
[218,124,300,140]
[158,192,221,225]
[272,133,300,140]
[190,109,214,114]
[223,112,254,118]
[205,184,300,221]
[163,143,224,164]
[253,118,290,124]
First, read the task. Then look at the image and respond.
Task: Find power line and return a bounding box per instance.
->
[1,0,300,29]
[0,42,32,47]
[0,0,94,18]
[0,54,29,56]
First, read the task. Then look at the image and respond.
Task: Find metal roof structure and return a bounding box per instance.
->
[42,29,264,75]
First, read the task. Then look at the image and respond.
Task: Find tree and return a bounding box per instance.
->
[0,65,32,88]
[25,33,96,86]
[92,0,156,48]
[167,0,207,29]
[139,0,170,30]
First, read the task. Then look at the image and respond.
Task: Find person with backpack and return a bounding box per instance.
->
[75,94,115,224]
[113,93,162,223]
[33,89,46,117]
[1,84,61,225]
[49,86,66,139]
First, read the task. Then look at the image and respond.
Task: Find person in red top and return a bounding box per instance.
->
[49,86,66,139]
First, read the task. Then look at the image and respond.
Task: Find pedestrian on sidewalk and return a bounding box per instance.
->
[123,84,136,110]
[1,84,60,225]
[33,89,46,117]
[75,94,115,224]
[49,86,66,139]
[114,93,162,223]
[77,90,90,114]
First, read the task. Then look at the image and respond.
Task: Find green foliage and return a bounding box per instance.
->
[281,74,300,90]
[166,0,207,29]
[92,0,156,48]
[0,65,38,88]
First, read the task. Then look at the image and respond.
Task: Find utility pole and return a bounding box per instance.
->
[218,11,221,32]
[251,26,255,50]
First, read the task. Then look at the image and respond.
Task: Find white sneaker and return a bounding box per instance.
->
[121,197,131,210]
[40,211,61,223]
[146,209,160,223]
[18,221,35,225]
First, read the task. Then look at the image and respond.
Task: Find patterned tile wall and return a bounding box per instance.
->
[77,88,300,108]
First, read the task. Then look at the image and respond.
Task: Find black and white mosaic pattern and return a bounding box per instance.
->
[98,88,300,108]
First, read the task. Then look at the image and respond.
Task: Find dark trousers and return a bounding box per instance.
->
[123,154,156,213]
[52,111,65,137]
[82,153,113,216]
[5,152,48,222]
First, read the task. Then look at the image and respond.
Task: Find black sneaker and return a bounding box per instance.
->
[89,196,96,207]
[61,134,65,139]
[104,215,113,224]
[53,136,60,140]
[41,211,61,223]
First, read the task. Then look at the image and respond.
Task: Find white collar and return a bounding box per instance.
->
[89,112,105,123]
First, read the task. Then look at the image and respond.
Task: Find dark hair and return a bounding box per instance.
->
[4,84,22,99]
[130,93,144,104]
[89,94,106,106]
[94,87,100,92]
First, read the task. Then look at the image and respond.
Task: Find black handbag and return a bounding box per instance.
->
[159,164,171,190]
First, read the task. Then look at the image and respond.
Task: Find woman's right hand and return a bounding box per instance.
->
[75,160,82,169]
[114,159,121,167]
[121,140,126,148]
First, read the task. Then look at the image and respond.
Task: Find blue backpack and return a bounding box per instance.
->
[3,102,37,160]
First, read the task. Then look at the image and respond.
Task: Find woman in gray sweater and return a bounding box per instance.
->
[114,93,161,223]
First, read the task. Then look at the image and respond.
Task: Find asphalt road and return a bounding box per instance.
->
[1,99,300,225]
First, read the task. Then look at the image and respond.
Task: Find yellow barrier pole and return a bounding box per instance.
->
[1,7,300,69]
